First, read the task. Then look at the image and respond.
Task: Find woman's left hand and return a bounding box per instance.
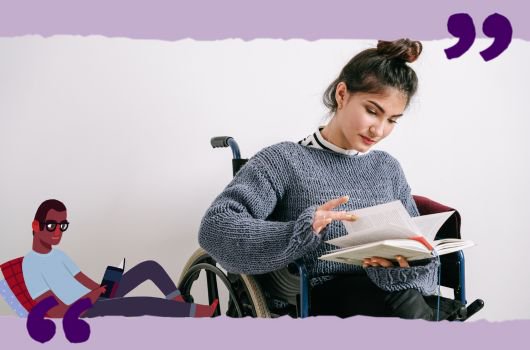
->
[362,255,409,268]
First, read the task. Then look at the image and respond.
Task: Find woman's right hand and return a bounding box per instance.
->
[313,195,357,235]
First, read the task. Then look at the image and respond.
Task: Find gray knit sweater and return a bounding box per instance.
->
[198,141,439,295]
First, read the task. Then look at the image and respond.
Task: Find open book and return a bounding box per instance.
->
[319,201,474,266]
[99,258,126,298]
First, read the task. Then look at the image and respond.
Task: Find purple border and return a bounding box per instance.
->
[0,0,528,40]
[1,0,529,347]
[2,316,530,349]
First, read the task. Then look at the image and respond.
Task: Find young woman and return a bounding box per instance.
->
[199,39,439,320]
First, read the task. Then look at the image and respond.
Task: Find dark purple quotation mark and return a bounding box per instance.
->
[480,13,513,61]
[26,296,92,344]
[62,298,92,343]
[445,13,512,61]
[26,296,58,343]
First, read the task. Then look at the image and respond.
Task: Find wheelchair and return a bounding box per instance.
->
[177,136,485,320]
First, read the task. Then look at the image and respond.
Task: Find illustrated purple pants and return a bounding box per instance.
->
[83,260,192,318]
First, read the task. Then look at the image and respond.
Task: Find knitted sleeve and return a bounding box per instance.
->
[364,259,440,295]
[198,152,322,275]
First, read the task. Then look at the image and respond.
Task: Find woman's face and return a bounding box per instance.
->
[330,83,408,152]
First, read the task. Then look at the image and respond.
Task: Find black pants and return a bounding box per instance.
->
[311,274,435,320]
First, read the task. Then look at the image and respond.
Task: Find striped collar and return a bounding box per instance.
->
[298,126,369,156]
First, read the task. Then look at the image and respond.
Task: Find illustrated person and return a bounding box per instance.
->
[23,199,218,318]
[199,39,443,320]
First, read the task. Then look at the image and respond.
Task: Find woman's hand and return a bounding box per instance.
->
[313,195,357,235]
[362,255,410,268]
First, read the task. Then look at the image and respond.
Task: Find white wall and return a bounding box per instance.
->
[0,37,528,320]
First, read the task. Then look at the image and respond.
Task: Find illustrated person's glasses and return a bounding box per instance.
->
[43,221,69,232]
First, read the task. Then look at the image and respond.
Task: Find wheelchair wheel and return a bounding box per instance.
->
[178,248,271,318]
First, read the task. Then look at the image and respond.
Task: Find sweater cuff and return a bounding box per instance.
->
[364,258,440,296]
[292,204,322,247]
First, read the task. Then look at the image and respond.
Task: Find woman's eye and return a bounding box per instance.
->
[367,109,377,115]
[389,119,398,124]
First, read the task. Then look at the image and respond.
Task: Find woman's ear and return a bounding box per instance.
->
[335,82,347,109]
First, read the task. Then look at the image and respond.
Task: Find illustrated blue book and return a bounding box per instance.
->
[99,258,125,299]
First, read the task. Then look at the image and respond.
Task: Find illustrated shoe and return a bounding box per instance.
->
[173,294,186,303]
[194,298,219,318]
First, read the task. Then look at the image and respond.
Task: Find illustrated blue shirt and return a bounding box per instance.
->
[22,248,90,305]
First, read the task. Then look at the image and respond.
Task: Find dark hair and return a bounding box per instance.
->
[34,199,67,231]
[323,38,422,113]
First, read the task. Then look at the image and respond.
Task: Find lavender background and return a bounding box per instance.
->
[0,0,528,41]
[1,315,529,349]
[0,0,529,347]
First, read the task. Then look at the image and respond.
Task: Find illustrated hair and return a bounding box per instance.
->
[323,38,422,113]
[34,199,67,231]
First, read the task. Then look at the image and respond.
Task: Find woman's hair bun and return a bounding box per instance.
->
[376,39,422,63]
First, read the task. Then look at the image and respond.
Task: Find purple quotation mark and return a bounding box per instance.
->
[26,296,58,343]
[62,298,92,343]
[445,13,512,61]
[26,296,92,344]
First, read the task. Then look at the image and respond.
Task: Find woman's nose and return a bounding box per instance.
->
[369,121,385,138]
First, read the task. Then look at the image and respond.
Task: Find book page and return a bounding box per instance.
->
[118,258,126,270]
[326,223,418,247]
[343,200,418,233]
[411,211,455,241]
[326,201,419,248]
[432,239,475,256]
[320,239,433,265]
